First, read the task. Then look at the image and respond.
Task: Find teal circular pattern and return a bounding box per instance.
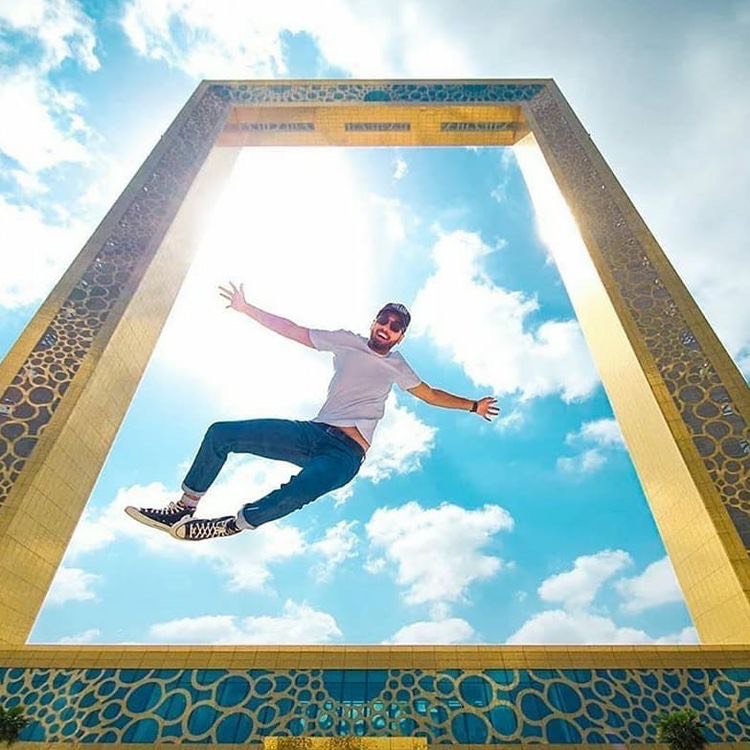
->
[1,665,749,744]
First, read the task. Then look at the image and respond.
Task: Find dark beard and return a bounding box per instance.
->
[367,335,392,354]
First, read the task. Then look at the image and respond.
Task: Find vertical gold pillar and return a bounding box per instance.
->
[0,82,237,644]
[519,83,750,643]
[1,78,748,648]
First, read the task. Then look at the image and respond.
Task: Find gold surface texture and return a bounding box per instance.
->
[0,79,748,655]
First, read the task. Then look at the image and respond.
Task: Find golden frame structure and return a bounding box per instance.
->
[0,79,749,746]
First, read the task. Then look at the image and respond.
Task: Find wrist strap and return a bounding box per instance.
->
[471,400,478,413]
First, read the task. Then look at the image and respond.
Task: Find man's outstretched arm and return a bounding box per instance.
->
[219,281,313,348]
[407,381,499,422]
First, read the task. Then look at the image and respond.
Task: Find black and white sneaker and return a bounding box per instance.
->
[171,515,242,541]
[124,499,195,533]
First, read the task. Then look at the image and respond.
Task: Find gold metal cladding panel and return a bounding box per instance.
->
[0,143,240,644]
[216,104,526,147]
[521,84,750,643]
[1,645,749,670]
[0,78,748,648]
[264,739,426,750]
[2,648,750,745]
[9,746,750,750]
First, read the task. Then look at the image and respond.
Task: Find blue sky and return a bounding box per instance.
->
[1,1,748,646]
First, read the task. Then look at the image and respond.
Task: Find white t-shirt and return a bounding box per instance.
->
[309,328,421,444]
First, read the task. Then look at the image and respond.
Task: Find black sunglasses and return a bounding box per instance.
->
[376,313,405,333]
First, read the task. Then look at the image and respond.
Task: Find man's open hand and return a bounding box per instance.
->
[476,396,500,422]
[218,281,248,312]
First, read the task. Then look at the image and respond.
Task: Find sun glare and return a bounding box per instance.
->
[514,134,596,298]
[153,147,392,414]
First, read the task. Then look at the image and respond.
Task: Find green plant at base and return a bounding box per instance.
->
[657,708,708,750]
[0,705,30,746]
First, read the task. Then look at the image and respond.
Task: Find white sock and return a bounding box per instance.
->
[180,492,201,508]
[235,511,256,530]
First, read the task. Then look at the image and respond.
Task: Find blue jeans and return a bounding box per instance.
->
[182,419,365,527]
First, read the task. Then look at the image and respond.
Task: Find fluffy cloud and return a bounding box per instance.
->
[64,458,308,592]
[359,394,437,484]
[411,230,599,403]
[506,609,698,645]
[385,617,475,644]
[45,566,102,605]
[615,556,684,614]
[393,157,408,181]
[557,417,625,474]
[148,149,435,490]
[147,600,342,644]
[0,194,86,307]
[56,628,102,644]
[366,501,513,606]
[0,0,99,71]
[120,0,404,79]
[556,449,607,475]
[309,520,359,582]
[117,2,750,377]
[567,418,625,448]
[538,550,632,610]
[0,67,91,177]
[509,549,694,644]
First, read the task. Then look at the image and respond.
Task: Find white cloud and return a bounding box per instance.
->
[119,0,397,79]
[393,157,408,180]
[121,0,293,78]
[359,394,437,484]
[310,520,359,582]
[45,566,102,605]
[148,149,435,493]
[567,418,624,448]
[538,549,632,611]
[506,609,699,645]
[0,194,86,308]
[366,501,513,606]
[509,548,694,645]
[411,230,599,403]
[364,556,386,574]
[7,169,49,195]
[117,3,750,375]
[147,600,342,644]
[493,409,524,434]
[56,628,102,644]
[153,149,422,422]
[558,418,625,474]
[0,67,91,175]
[556,448,607,475]
[385,617,475,644]
[0,0,99,71]
[64,457,308,592]
[615,557,684,614]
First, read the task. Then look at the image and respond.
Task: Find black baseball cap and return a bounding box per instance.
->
[377,303,411,329]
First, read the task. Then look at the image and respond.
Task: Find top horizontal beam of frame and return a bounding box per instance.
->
[210,78,545,147]
[217,103,527,147]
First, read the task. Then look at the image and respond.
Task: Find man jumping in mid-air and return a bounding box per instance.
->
[126,282,499,541]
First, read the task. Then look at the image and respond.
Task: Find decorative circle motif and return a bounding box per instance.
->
[2,666,749,744]
[527,88,750,548]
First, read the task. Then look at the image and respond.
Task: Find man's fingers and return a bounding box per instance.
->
[240,282,245,297]
[229,281,238,293]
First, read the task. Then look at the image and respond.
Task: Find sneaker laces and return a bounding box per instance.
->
[141,500,191,515]
[186,517,236,540]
